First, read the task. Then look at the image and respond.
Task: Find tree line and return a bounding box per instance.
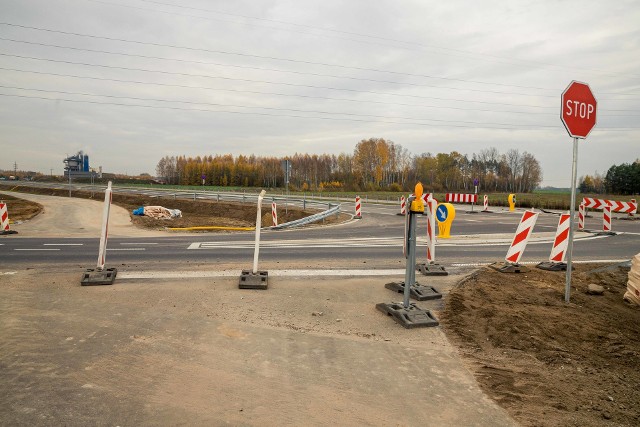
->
[156,138,543,192]
[580,160,639,195]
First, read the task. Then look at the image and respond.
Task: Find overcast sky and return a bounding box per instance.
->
[0,0,638,186]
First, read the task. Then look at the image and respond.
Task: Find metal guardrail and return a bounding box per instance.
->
[271,204,341,230]
[0,181,343,229]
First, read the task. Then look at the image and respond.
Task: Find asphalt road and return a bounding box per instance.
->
[1,191,638,269]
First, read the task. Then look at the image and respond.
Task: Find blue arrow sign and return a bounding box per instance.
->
[436,205,448,222]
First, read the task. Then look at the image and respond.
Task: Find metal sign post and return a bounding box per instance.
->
[560,81,597,303]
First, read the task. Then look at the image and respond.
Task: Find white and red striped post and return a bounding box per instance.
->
[426,195,436,263]
[505,210,539,264]
[354,196,362,219]
[483,195,489,212]
[0,201,10,232]
[603,205,612,232]
[578,203,585,230]
[630,199,636,218]
[96,181,113,271]
[271,201,278,226]
[549,214,571,263]
[400,196,406,215]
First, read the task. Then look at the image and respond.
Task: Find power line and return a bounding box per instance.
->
[1,92,636,131]
[0,66,560,114]
[0,84,560,127]
[0,37,560,97]
[1,53,561,105]
[3,21,630,97]
[0,92,537,130]
[82,0,640,81]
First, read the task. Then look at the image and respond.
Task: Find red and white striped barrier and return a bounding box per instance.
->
[426,196,436,263]
[271,202,278,226]
[631,199,636,217]
[354,196,362,219]
[603,205,612,232]
[400,196,406,215]
[505,210,539,264]
[483,195,489,211]
[0,201,10,232]
[445,193,478,204]
[578,203,585,230]
[97,181,113,271]
[582,197,638,214]
[549,214,571,263]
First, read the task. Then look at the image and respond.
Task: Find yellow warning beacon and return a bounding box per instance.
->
[508,194,516,212]
[411,182,425,213]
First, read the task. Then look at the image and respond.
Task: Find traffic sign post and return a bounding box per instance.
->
[378,183,440,328]
[561,81,597,303]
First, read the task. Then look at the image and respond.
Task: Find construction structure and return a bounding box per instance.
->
[63,151,101,178]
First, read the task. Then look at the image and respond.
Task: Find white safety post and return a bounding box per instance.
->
[549,214,571,262]
[252,190,267,274]
[96,181,113,271]
[505,209,539,264]
[0,201,10,232]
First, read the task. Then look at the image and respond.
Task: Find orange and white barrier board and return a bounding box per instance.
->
[354,196,362,218]
[400,196,406,215]
[445,193,478,204]
[271,202,277,227]
[0,202,9,232]
[483,195,489,211]
[549,214,571,262]
[578,203,585,230]
[603,205,612,232]
[505,210,539,264]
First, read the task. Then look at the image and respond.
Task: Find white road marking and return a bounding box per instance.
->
[0,271,17,275]
[106,248,146,251]
[120,242,159,245]
[15,248,60,251]
[119,269,406,279]
[43,243,83,246]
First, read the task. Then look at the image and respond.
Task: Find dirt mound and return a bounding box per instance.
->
[442,263,640,427]
[0,193,43,221]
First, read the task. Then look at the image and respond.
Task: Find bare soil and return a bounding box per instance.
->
[441,263,640,427]
[4,185,348,231]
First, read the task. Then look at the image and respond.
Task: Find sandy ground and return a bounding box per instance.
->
[1,191,172,238]
[0,267,517,426]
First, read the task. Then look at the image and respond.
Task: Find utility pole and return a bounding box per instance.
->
[50,168,53,177]
[14,161,17,176]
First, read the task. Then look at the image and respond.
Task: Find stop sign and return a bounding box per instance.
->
[561,81,597,138]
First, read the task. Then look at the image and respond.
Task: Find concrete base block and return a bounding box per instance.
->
[239,270,269,290]
[376,302,439,329]
[489,262,529,274]
[81,268,117,286]
[416,263,448,276]
[384,281,442,301]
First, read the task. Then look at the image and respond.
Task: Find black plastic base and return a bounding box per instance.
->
[416,263,448,276]
[465,210,480,214]
[0,230,18,235]
[489,262,529,273]
[376,302,439,329]
[239,270,269,289]
[396,212,406,216]
[384,281,442,301]
[595,231,617,236]
[81,268,117,286]
[354,215,362,219]
[536,261,567,271]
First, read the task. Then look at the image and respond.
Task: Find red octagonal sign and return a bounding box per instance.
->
[561,81,597,139]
